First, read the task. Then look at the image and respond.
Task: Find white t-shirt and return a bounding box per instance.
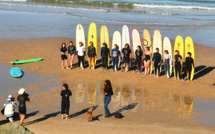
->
[77,46,85,56]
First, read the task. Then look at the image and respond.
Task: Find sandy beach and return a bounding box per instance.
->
[0,37,214,134]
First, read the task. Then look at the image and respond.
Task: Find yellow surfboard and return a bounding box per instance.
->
[143,29,152,74]
[174,35,184,79]
[100,25,110,67]
[185,36,195,81]
[88,22,97,69]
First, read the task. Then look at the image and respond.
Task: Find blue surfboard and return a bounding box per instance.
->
[10,67,23,78]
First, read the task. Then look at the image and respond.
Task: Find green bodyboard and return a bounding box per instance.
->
[10,58,43,64]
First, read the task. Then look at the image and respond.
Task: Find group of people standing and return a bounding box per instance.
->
[61,41,194,81]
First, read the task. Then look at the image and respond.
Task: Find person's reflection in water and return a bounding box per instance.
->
[183,95,194,119]
[75,83,85,103]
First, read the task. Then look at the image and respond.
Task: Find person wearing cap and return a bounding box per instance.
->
[17,88,30,125]
[3,95,19,122]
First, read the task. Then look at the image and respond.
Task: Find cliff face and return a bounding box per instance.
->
[0,123,34,134]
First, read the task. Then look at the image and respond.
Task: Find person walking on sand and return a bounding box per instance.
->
[88,41,96,70]
[60,83,72,120]
[163,50,172,78]
[111,44,120,72]
[103,80,113,117]
[3,95,19,122]
[17,88,30,125]
[61,43,69,69]
[101,43,110,70]
[183,52,194,82]
[173,50,183,80]
[152,48,161,77]
[77,42,85,69]
[144,47,152,75]
[68,41,76,69]
[121,44,131,72]
[134,45,143,74]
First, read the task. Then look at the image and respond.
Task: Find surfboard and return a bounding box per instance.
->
[174,35,184,79]
[163,37,172,77]
[143,29,153,74]
[10,67,23,78]
[76,24,85,68]
[153,30,162,76]
[112,31,121,70]
[132,28,143,71]
[88,22,97,69]
[100,25,110,67]
[10,58,42,64]
[122,25,131,70]
[185,36,195,81]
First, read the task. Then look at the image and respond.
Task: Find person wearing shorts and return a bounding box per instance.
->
[60,43,69,69]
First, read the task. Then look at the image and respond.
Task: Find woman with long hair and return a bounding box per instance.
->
[144,47,152,75]
[134,45,143,73]
[60,43,69,69]
[103,80,113,117]
[121,44,131,72]
[68,41,76,69]
[88,41,96,70]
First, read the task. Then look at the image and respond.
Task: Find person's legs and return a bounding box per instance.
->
[65,102,70,120]
[134,59,138,71]
[112,57,116,70]
[115,57,119,70]
[178,65,181,79]
[183,66,188,79]
[71,54,74,68]
[144,60,147,75]
[188,68,192,81]
[88,57,92,69]
[61,102,66,119]
[104,96,111,116]
[92,57,95,70]
[164,63,167,76]
[61,60,64,69]
[81,56,85,69]
[104,57,108,69]
[78,56,81,68]
[154,63,158,76]
[167,62,170,77]
[158,64,160,76]
[101,57,105,69]
[20,114,25,125]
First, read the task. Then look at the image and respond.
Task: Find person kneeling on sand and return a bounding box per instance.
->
[3,95,19,122]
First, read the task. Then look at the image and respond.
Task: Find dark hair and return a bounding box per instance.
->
[104,80,112,90]
[69,41,73,44]
[90,41,94,46]
[79,42,83,46]
[164,50,169,54]
[125,44,130,50]
[103,43,107,47]
[146,47,150,51]
[175,50,179,53]
[155,48,159,51]
[61,43,66,48]
[63,83,69,90]
[187,52,191,56]
[137,45,142,51]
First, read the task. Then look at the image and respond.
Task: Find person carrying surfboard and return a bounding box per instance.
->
[152,48,161,77]
[134,46,143,74]
[101,43,110,70]
[183,52,194,82]
[173,50,183,80]
[163,50,172,78]
[77,42,85,70]
[60,43,69,69]
[111,44,120,72]
[144,47,152,75]
[121,44,131,72]
[68,41,76,69]
[88,41,96,70]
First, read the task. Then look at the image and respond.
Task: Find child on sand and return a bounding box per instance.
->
[60,43,69,69]
[121,44,131,72]
[134,46,143,73]
[103,80,113,117]
[77,42,85,69]
[101,43,110,70]
[183,52,194,82]
[88,41,96,70]
[163,50,172,78]
[60,83,72,120]
[68,41,76,69]
[111,44,120,72]
[173,50,183,80]
[152,48,161,77]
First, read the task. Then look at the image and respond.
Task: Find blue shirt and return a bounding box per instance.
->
[112,49,120,57]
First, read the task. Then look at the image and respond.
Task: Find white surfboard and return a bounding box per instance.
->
[76,24,85,68]
[163,37,172,77]
[112,31,121,71]
[122,25,131,70]
[153,30,162,76]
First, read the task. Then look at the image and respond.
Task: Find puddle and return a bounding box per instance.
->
[72,80,215,126]
[0,64,60,96]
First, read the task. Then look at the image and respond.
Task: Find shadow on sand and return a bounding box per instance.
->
[109,103,138,117]
[194,66,214,80]
[69,105,98,119]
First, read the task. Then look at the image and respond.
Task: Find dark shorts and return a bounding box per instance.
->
[88,55,95,58]
[61,55,67,60]
[69,53,75,56]
[122,57,130,64]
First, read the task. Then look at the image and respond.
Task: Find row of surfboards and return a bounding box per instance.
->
[76,22,195,81]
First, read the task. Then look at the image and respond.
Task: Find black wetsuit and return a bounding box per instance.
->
[60,47,67,60]
[101,47,110,69]
[152,52,161,75]
[17,94,30,115]
[88,46,96,57]
[184,57,194,80]
[122,48,131,64]
[68,45,76,56]
[135,50,143,71]
[174,55,182,79]
[61,89,72,115]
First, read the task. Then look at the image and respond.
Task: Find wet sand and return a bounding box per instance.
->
[0,37,214,134]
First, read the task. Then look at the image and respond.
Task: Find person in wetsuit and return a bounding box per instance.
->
[68,41,76,69]
[134,45,143,73]
[163,50,172,78]
[111,44,120,72]
[183,52,194,82]
[88,41,96,70]
[103,80,113,117]
[173,50,183,80]
[101,43,110,70]
[121,44,131,72]
[60,83,72,120]
[60,43,69,69]
[17,88,30,125]
[152,48,161,77]
[77,42,85,69]
[144,47,152,75]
